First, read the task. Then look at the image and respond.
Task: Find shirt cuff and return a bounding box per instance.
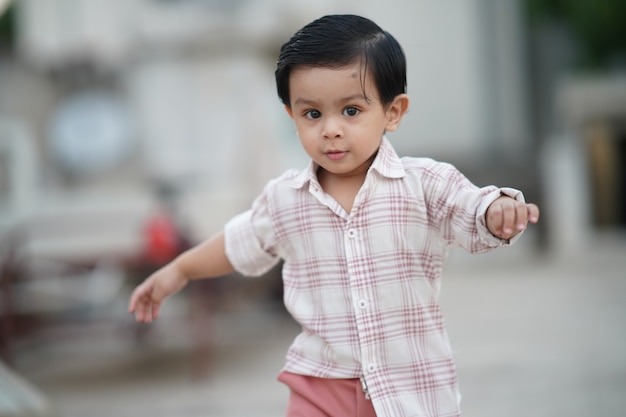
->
[476,187,526,246]
[224,210,280,276]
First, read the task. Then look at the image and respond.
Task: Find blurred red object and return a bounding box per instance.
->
[143,212,182,266]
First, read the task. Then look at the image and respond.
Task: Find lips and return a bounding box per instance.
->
[325,150,347,161]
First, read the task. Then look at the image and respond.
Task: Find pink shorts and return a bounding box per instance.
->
[278,371,377,417]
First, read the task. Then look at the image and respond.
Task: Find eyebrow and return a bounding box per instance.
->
[293,94,368,107]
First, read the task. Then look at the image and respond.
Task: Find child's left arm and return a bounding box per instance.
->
[486,196,540,240]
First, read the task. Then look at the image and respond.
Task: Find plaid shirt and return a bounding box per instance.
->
[224,137,523,417]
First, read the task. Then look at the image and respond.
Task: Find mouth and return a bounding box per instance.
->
[325,150,348,161]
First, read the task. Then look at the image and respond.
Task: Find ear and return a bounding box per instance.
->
[284,105,294,120]
[384,94,410,132]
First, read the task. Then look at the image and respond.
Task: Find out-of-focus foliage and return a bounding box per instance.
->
[524,0,626,69]
[0,3,15,45]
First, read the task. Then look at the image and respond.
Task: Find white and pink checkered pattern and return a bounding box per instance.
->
[225,137,523,417]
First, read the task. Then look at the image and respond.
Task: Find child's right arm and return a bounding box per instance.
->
[128,230,234,323]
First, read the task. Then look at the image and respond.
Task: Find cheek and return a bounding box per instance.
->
[294,123,313,141]
[297,132,319,155]
[298,134,315,150]
[293,120,306,137]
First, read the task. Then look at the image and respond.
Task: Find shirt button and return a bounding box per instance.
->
[367,363,377,373]
[347,229,356,238]
[358,299,368,309]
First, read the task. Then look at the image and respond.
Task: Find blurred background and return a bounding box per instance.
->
[0,0,625,416]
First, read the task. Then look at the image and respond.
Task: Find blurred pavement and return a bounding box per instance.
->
[9,231,626,417]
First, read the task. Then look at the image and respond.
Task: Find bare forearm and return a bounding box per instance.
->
[174,230,235,280]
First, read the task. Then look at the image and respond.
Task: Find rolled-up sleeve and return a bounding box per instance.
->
[224,199,281,277]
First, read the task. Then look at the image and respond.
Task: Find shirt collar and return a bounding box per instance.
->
[369,136,406,179]
[289,136,406,189]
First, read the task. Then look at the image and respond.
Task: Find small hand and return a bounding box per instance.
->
[486,196,540,240]
[128,263,188,323]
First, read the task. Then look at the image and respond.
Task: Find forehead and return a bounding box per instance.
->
[288,63,377,104]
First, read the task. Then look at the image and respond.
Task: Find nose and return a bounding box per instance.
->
[322,116,343,139]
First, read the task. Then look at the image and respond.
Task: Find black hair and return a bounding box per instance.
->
[275,14,407,108]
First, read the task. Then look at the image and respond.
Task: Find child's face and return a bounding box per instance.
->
[285,63,407,181]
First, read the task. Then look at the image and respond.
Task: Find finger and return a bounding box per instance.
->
[131,291,155,323]
[134,305,144,322]
[501,200,516,235]
[128,283,146,313]
[515,203,528,231]
[129,280,153,314]
[151,302,162,321]
[527,203,540,223]
[137,302,153,323]
[128,292,141,314]
[133,298,147,322]
[487,202,504,236]
[128,288,141,313]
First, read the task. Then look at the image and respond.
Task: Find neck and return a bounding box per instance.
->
[317,168,367,214]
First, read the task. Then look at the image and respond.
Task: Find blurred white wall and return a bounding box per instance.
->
[14,0,529,159]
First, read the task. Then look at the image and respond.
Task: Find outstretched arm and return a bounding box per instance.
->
[486,196,540,240]
[128,230,234,323]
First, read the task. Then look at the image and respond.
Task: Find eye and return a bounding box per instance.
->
[343,106,360,117]
[304,109,321,119]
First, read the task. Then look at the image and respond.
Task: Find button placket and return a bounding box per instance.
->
[345,218,379,383]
